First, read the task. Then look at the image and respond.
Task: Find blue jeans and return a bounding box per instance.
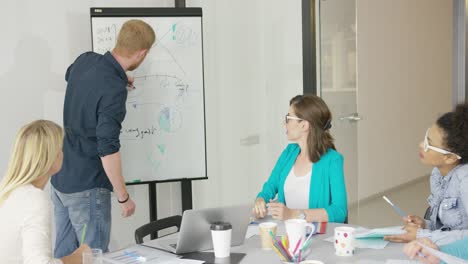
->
[51,186,111,258]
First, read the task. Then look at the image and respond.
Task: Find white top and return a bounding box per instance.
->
[0,184,62,264]
[284,166,312,209]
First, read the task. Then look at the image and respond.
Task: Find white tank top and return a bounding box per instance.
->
[284,165,312,209]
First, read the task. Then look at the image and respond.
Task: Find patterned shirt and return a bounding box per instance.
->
[417,164,468,245]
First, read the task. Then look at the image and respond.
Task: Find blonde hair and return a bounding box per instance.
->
[0,120,63,205]
[114,19,156,57]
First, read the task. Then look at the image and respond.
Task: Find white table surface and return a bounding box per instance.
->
[230,222,408,264]
[108,221,410,264]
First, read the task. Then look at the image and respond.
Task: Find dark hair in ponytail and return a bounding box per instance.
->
[436,103,468,164]
[290,94,336,163]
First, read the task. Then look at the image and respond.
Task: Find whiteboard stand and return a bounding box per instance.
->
[91,7,206,239]
[175,0,185,8]
[127,179,193,239]
[181,179,193,211]
[145,179,193,221]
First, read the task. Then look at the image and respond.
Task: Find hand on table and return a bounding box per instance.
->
[384,222,419,243]
[267,200,294,220]
[403,238,440,264]
[254,197,267,219]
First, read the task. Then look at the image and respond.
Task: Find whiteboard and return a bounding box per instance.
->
[91,8,206,183]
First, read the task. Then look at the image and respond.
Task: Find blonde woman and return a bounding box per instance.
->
[0,120,89,264]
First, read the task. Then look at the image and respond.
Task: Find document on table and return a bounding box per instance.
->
[418,242,468,264]
[385,260,419,264]
[158,260,205,264]
[324,235,390,249]
[245,225,259,239]
[103,244,204,264]
[355,226,406,239]
[324,226,408,249]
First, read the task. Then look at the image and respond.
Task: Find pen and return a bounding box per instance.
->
[281,235,288,249]
[416,243,429,259]
[301,233,313,251]
[382,195,407,218]
[268,231,292,261]
[271,244,287,261]
[292,238,302,255]
[80,223,87,245]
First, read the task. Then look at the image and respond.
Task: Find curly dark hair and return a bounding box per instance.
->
[436,103,468,164]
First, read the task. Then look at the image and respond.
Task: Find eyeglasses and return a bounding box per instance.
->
[424,129,461,159]
[285,114,304,123]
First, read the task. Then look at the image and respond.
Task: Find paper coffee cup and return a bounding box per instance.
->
[210,222,232,258]
[259,222,277,250]
[334,226,355,256]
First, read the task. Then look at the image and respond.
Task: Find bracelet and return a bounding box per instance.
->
[118,193,130,204]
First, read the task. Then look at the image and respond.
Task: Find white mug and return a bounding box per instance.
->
[284,219,315,253]
[334,226,356,256]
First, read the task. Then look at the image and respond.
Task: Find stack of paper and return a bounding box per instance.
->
[324,235,390,250]
[385,260,420,264]
[104,245,205,264]
[324,226,406,250]
[355,226,406,239]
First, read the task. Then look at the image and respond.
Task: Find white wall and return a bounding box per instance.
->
[190,0,303,210]
[0,0,303,249]
[356,0,453,199]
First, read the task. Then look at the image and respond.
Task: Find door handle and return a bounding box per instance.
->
[339,113,362,122]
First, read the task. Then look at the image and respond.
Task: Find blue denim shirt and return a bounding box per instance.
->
[51,51,128,193]
[417,164,468,245]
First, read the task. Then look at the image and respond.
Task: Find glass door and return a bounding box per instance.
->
[316,0,360,224]
[316,0,452,227]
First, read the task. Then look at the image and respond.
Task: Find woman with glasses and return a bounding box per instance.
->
[385,103,468,245]
[253,95,347,223]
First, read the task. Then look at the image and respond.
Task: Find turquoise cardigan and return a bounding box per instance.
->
[257,143,348,223]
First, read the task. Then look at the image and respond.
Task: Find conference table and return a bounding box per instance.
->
[220,222,409,264]
[107,221,410,264]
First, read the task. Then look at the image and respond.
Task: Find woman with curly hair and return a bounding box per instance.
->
[386,103,468,245]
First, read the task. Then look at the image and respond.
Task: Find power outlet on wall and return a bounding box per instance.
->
[240,134,260,146]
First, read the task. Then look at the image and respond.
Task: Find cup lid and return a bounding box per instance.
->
[210,221,232,230]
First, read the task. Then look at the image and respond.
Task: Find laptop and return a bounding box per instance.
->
[143,204,251,254]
